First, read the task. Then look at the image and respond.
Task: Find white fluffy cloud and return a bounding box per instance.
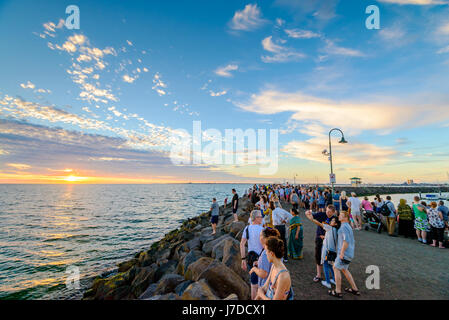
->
[215,64,238,77]
[285,29,321,39]
[261,36,305,63]
[229,4,267,31]
[236,89,449,133]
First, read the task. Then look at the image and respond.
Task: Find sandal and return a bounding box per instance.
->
[328,290,343,298]
[313,276,322,283]
[344,287,360,295]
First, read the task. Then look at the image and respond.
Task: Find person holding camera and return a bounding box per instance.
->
[240,210,264,299]
[329,210,360,298]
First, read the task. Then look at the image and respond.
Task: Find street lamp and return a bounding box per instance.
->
[323,128,347,196]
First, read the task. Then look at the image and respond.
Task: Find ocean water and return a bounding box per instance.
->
[0,184,251,300]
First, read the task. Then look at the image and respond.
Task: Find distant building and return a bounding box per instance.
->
[407,179,414,185]
[350,177,362,187]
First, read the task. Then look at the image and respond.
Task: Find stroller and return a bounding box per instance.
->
[362,208,383,233]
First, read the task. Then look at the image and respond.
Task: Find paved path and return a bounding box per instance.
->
[280,202,449,300]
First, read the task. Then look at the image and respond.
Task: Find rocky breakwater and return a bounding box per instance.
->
[82,197,254,300]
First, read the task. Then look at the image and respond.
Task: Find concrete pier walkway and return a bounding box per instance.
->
[282,202,449,300]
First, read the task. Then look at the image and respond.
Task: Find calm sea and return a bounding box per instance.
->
[0,184,251,300]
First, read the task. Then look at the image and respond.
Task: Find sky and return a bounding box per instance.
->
[0,0,449,184]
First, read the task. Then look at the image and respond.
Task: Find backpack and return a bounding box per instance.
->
[380,202,392,216]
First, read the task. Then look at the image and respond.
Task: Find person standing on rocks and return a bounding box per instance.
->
[329,210,360,298]
[210,198,219,235]
[240,210,264,299]
[232,189,239,222]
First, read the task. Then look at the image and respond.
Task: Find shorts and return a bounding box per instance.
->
[210,215,218,224]
[334,257,351,270]
[415,217,430,232]
[318,204,325,209]
[315,238,323,265]
[249,267,258,285]
[351,210,361,216]
[232,208,238,214]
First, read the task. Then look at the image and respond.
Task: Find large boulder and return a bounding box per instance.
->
[224,221,246,237]
[185,237,201,252]
[104,285,133,300]
[175,280,193,296]
[117,258,138,273]
[130,264,158,297]
[236,209,250,224]
[181,279,219,300]
[184,257,214,281]
[138,250,156,267]
[153,260,177,282]
[147,293,181,300]
[91,270,135,300]
[153,274,185,295]
[211,237,239,261]
[221,238,247,280]
[139,283,158,299]
[177,250,206,276]
[202,234,233,256]
[197,260,250,300]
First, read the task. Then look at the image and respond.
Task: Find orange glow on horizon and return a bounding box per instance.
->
[0,172,247,184]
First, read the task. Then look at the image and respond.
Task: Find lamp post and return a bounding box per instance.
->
[324,128,347,197]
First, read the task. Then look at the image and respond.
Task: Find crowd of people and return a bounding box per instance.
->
[209,184,448,300]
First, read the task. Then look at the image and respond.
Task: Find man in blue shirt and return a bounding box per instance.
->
[385,196,397,237]
[308,205,336,283]
[438,201,449,226]
[330,210,360,298]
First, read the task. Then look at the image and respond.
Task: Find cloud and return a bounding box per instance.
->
[261,36,305,63]
[285,29,321,39]
[6,163,31,170]
[20,81,35,89]
[209,90,227,97]
[438,21,449,34]
[324,39,365,57]
[215,64,239,77]
[378,0,448,5]
[236,89,449,133]
[152,73,167,96]
[123,74,138,83]
[20,81,52,94]
[437,45,449,53]
[229,4,268,31]
[274,0,338,22]
[379,26,406,41]
[282,137,401,167]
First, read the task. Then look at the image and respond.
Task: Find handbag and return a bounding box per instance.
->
[246,226,261,267]
[325,228,337,262]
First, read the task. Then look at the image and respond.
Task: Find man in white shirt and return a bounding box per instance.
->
[347,192,363,230]
[240,210,264,299]
[272,204,292,262]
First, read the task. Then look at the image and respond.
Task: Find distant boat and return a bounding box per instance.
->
[419,192,449,201]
